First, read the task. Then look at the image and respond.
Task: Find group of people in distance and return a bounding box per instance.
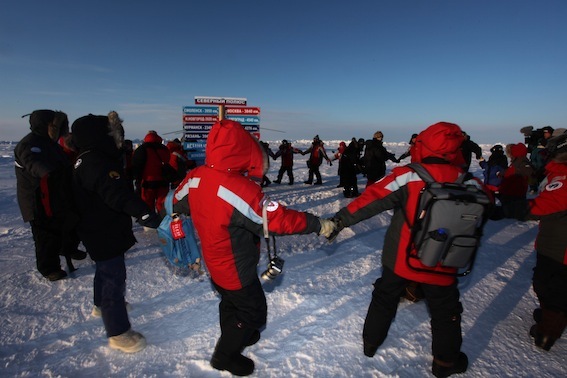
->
[14,111,567,377]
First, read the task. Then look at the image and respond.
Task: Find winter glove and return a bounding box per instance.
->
[318,218,336,238]
[137,212,161,229]
[326,217,345,243]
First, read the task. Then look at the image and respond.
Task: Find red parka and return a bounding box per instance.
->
[334,122,491,286]
[499,143,534,198]
[132,131,171,183]
[172,120,322,290]
[528,160,567,265]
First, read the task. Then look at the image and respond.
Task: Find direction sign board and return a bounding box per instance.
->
[195,96,247,106]
[183,115,218,123]
[183,124,214,132]
[183,106,219,115]
[225,107,260,115]
[226,115,260,125]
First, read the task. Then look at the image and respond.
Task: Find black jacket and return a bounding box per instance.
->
[72,115,151,261]
[363,139,396,182]
[14,115,74,223]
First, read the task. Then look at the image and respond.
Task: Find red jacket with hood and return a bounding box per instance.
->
[172,120,322,290]
[334,122,491,285]
[528,160,567,265]
[499,143,534,198]
[132,131,171,184]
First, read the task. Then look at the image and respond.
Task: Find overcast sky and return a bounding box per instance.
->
[1,0,566,143]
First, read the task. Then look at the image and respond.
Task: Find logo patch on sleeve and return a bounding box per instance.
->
[265,200,279,212]
[545,181,563,191]
[109,171,121,179]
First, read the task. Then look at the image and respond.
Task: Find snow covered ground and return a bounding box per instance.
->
[0,139,565,377]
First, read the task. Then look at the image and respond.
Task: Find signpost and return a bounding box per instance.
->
[182,97,261,165]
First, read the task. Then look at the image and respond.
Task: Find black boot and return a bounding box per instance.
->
[211,352,254,376]
[531,309,567,351]
[432,352,468,378]
[210,324,256,376]
[363,340,379,357]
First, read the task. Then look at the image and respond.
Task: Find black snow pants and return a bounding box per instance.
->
[363,267,463,362]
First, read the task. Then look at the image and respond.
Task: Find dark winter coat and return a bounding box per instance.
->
[460,137,482,170]
[340,142,361,188]
[528,160,567,265]
[362,138,396,183]
[71,115,152,262]
[171,120,322,291]
[479,151,507,190]
[14,111,74,223]
[273,144,301,168]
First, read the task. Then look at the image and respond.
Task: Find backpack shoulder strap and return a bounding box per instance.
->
[407,163,435,183]
[408,163,466,184]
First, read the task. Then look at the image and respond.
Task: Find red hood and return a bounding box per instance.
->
[144,132,163,144]
[510,143,528,158]
[411,122,464,163]
[205,119,268,179]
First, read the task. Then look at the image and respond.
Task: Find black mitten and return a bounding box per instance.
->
[137,212,161,229]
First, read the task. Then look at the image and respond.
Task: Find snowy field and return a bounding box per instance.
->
[0,139,565,377]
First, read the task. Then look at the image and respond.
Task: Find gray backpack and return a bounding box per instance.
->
[406,163,491,276]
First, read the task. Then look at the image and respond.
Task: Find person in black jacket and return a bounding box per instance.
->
[340,140,362,198]
[362,131,398,186]
[460,132,483,172]
[71,114,161,353]
[14,109,85,281]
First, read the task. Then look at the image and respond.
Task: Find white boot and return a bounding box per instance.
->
[108,329,146,353]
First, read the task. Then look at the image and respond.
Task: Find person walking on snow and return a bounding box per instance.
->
[362,131,398,186]
[71,114,161,354]
[259,141,275,187]
[302,135,332,185]
[328,122,492,378]
[14,110,86,281]
[331,141,347,187]
[524,131,567,352]
[132,130,172,213]
[272,139,303,185]
[169,119,335,376]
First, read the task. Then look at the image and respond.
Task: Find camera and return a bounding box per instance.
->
[520,126,544,150]
[261,256,285,281]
